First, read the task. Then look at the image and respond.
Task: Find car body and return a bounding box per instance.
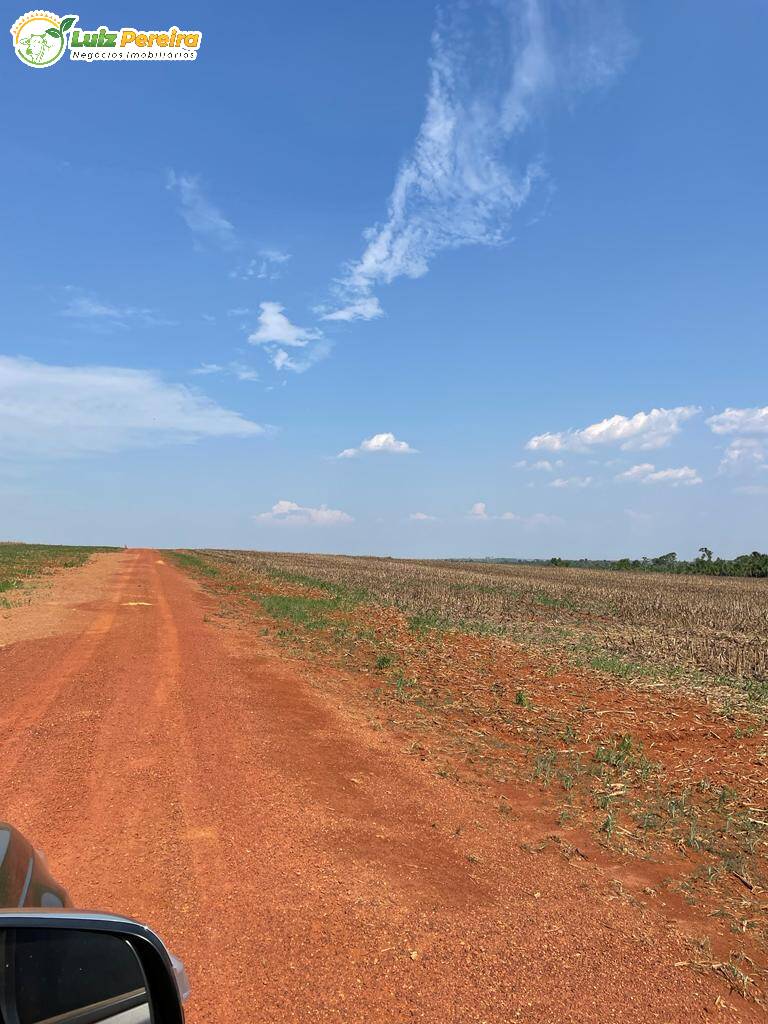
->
[0,821,70,910]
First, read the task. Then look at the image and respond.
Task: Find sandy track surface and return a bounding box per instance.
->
[0,550,759,1022]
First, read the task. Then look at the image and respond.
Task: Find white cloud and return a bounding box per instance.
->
[190,361,259,382]
[230,362,260,382]
[528,406,699,453]
[642,467,702,486]
[166,170,236,249]
[227,307,251,317]
[409,512,437,521]
[61,289,174,329]
[231,250,291,281]
[191,363,224,376]
[734,484,768,495]
[320,297,384,323]
[513,459,563,472]
[248,302,321,348]
[62,294,122,319]
[254,499,353,526]
[334,0,631,301]
[500,511,563,527]
[707,406,768,435]
[337,432,417,458]
[718,437,766,474]
[615,463,702,486]
[0,356,263,457]
[550,475,592,488]
[615,463,655,481]
[467,502,559,527]
[270,343,331,374]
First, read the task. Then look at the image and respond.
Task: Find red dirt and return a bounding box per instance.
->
[0,549,763,1022]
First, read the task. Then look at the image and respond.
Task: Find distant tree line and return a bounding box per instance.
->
[545,549,768,577]
[461,550,768,577]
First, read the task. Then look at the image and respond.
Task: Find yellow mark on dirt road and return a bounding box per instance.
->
[123,601,153,606]
[186,826,218,841]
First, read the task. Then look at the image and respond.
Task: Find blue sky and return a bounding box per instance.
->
[2,0,766,557]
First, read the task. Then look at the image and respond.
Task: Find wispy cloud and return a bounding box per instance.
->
[61,289,175,329]
[409,511,438,521]
[190,363,224,376]
[319,297,384,323]
[270,344,332,374]
[707,406,768,435]
[166,170,236,249]
[230,362,260,382]
[337,432,417,458]
[190,362,259,382]
[230,250,291,281]
[513,458,564,471]
[254,499,353,526]
[550,475,592,488]
[734,484,768,496]
[467,501,561,526]
[501,510,563,527]
[615,463,702,486]
[528,406,699,453]
[327,0,632,315]
[717,437,766,475]
[62,294,123,320]
[0,356,263,457]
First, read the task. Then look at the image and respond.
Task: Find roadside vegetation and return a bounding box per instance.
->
[164,550,220,578]
[0,542,118,607]
[175,548,768,996]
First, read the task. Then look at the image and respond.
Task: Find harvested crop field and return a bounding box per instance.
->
[181,548,768,1004]
[207,551,768,690]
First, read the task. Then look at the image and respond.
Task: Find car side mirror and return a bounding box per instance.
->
[0,911,186,1023]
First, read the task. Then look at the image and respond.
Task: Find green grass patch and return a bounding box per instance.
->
[166,551,220,577]
[0,542,118,596]
[264,567,368,603]
[408,611,451,633]
[588,653,654,679]
[258,581,366,630]
[259,593,335,630]
[389,673,419,702]
[533,591,577,611]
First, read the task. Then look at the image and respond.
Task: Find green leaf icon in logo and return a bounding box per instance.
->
[46,28,62,38]
[59,16,77,33]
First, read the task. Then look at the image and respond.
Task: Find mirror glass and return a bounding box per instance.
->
[0,926,151,1024]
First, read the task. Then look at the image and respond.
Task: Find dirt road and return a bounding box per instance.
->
[0,550,759,1021]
